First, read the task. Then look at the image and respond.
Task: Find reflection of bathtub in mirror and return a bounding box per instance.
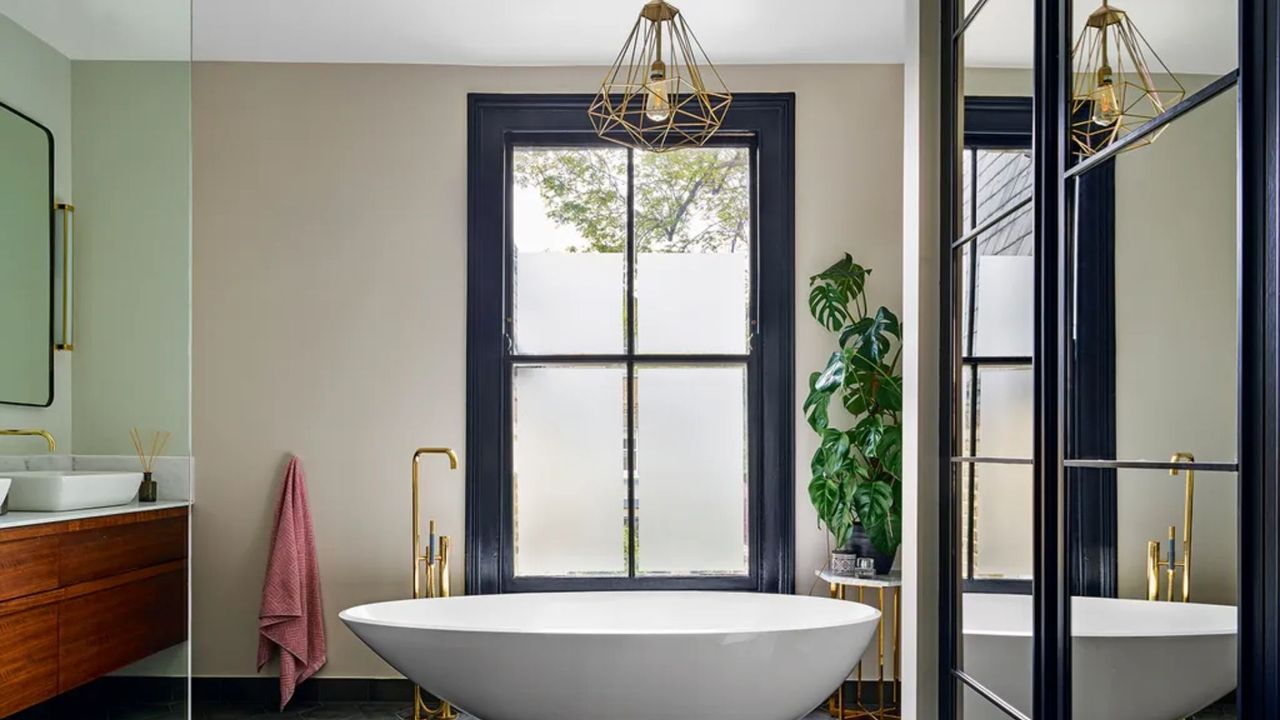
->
[962,593,1236,720]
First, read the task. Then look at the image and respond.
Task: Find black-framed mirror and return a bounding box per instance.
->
[0,99,54,408]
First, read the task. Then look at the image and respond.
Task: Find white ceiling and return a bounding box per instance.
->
[189,0,904,65]
[0,0,1237,74]
[0,0,905,65]
[0,0,190,61]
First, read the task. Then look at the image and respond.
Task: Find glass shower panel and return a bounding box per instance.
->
[961,0,1033,98]
[1065,14,1241,718]
[954,461,1034,720]
[513,365,627,577]
[957,202,1034,463]
[1068,87,1238,466]
[960,365,1033,461]
[962,461,1033,580]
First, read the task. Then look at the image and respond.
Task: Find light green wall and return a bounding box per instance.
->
[0,13,72,453]
[71,61,190,455]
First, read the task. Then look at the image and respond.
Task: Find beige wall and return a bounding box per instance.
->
[1113,83,1237,605]
[192,62,904,677]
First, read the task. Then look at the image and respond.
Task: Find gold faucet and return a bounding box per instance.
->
[0,429,56,452]
[410,447,460,720]
[1146,451,1195,602]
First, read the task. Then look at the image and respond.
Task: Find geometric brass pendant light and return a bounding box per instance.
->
[589,0,732,153]
[1070,0,1185,156]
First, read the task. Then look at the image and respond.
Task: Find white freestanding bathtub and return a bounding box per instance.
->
[342,591,880,720]
[962,594,1237,720]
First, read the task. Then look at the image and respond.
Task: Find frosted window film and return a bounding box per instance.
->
[513,147,626,354]
[965,366,1033,458]
[974,255,1034,356]
[636,253,749,354]
[964,367,1034,579]
[515,253,624,354]
[513,366,626,577]
[971,465,1033,579]
[633,146,750,354]
[635,366,748,575]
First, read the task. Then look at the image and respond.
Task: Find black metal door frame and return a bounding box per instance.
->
[940,0,1280,717]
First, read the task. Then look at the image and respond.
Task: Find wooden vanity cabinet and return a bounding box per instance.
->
[0,507,188,717]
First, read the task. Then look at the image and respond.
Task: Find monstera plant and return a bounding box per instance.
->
[805,253,903,560]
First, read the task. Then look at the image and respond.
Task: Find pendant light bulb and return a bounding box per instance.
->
[645,59,673,123]
[1090,65,1121,126]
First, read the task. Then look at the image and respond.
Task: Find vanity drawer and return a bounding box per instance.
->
[58,567,187,692]
[59,515,188,586]
[0,604,58,716]
[0,536,59,602]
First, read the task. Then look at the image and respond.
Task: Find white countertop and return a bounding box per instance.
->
[818,569,903,588]
[0,500,190,530]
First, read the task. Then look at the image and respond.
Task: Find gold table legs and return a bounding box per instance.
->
[826,583,901,720]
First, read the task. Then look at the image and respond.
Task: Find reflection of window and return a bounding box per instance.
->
[960,145,1036,583]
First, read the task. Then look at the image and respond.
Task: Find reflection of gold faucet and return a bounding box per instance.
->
[0,429,56,451]
[1147,452,1195,602]
[410,447,459,720]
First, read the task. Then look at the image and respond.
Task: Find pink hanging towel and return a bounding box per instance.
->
[257,455,327,709]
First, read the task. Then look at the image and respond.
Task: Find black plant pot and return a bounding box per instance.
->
[843,523,896,576]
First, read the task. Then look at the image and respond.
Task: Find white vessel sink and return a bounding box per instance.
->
[0,478,10,513]
[5,471,143,512]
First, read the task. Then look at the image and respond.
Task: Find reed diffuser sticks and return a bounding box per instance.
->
[130,428,170,503]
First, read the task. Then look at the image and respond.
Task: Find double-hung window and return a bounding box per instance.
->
[466,94,794,594]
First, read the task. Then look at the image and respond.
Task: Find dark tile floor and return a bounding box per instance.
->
[1191,704,1239,720]
[60,700,1240,719]
[184,704,1247,720]
[189,708,831,720]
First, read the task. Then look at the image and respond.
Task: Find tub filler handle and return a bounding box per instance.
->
[410,446,460,720]
[1145,451,1196,602]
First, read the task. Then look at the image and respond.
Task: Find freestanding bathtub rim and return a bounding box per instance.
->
[340,590,882,636]
[963,594,1237,639]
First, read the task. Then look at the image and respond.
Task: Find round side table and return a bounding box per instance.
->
[819,569,902,720]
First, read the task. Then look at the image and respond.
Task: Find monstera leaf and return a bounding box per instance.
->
[808,254,869,331]
[805,252,904,561]
[855,479,902,556]
[808,284,849,331]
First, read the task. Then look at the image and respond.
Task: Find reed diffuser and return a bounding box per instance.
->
[130,428,170,503]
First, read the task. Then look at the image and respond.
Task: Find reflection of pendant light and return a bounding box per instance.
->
[589,1,732,153]
[1070,0,1185,156]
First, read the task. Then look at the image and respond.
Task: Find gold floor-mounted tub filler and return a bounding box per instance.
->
[411,447,459,720]
[1146,452,1196,602]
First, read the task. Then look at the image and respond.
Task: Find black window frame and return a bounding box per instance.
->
[466,93,795,595]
